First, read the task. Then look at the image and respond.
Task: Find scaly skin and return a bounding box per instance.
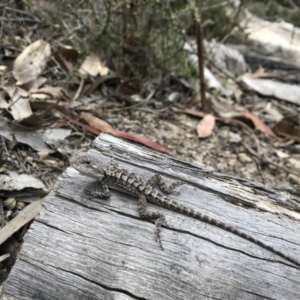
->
[72,153,300,268]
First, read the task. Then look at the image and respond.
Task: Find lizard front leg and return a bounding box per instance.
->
[137,194,167,250]
[146,174,182,195]
[85,180,111,199]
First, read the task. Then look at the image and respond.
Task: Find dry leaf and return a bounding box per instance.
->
[58,112,174,156]
[0,171,47,191]
[0,254,10,263]
[10,95,31,120]
[98,63,110,76]
[83,75,123,96]
[80,112,116,134]
[52,47,79,72]
[274,149,289,159]
[241,75,300,105]
[30,86,69,100]
[288,158,300,172]
[288,174,300,185]
[0,200,44,245]
[242,15,300,66]
[172,107,206,118]
[0,85,31,120]
[264,103,283,122]
[273,119,300,139]
[242,111,276,137]
[37,151,49,160]
[116,131,176,156]
[0,65,7,75]
[196,114,215,138]
[13,40,51,85]
[19,76,48,91]
[0,148,5,169]
[11,123,54,152]
[79,53,109,77]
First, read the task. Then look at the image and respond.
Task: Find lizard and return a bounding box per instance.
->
[72,153,300,268]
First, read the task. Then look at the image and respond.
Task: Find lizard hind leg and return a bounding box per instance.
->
[137,194,167,250]
[146,174,182,195]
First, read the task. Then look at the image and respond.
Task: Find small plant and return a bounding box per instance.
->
[12,0,242,79]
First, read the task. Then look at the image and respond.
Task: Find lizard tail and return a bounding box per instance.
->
[168,202,300,268]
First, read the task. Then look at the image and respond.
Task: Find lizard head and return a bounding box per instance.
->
[72,154,106,181]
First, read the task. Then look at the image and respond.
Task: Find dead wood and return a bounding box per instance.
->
[2,133,300,300]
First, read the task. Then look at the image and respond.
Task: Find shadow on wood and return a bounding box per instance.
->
[2,133,300,300]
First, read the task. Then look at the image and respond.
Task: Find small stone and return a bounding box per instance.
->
[238,153,252,163]
[288,174,300,185]
[228,132,241,143]
[219,129,229,139]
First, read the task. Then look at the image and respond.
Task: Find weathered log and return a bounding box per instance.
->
[2,133,300,300]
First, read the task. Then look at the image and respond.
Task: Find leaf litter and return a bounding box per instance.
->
[1,2,300,284]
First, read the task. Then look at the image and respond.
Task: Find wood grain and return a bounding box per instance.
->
[2,133,300,300]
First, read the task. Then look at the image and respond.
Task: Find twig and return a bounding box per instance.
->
[109,89,156,112]
[0,17,41,23]
[286,0,298,9]
[253,157,265,185]
[220,117,261,155]
[71,74,84,103]
[202,0,237,11]
[5,6,41,21]
[195,1,206,112]
[14,0,25,11]
[0,193,4,228]
[0,0,13,8]
[243,142,300,178]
